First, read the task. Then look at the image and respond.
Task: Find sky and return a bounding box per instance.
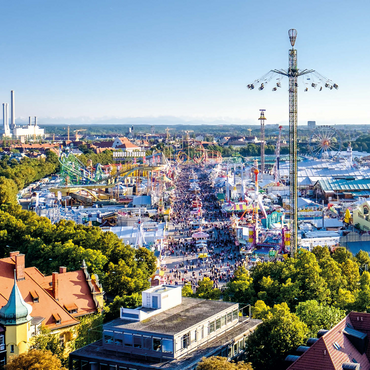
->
[1,0,370,125]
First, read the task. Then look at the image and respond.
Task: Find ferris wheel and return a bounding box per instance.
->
[308,125,342,159]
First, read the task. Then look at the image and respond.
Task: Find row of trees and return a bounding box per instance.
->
[0,203,157,305]
[77,147,114,166]
[0,150,59,192]
[184,247,369,370]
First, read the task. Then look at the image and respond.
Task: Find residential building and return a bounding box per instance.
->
[0,252,104,365]
[286,311,370,369]
[352,199,370,231]
[69,285,261,370]
[91,137,141,154]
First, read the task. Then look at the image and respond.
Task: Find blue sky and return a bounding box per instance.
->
[1,0,369,125]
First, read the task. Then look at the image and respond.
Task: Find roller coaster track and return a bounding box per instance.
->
[118,165,163,179]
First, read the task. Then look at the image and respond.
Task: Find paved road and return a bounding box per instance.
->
[161,165,244,292]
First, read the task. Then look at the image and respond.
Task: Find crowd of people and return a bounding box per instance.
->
[163,165,245,293]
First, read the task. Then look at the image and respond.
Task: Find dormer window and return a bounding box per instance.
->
[30,290,39,303]
[64,303,78,314]
[53,313,61,325]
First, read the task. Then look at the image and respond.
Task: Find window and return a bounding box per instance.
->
[71,359,80,370]
[234,342,239,354]
[30,290,39,303]
[233,310,238,320]
[10,345,14,353]
[81,360,89,369]
[227,312,232,323]
[194,330,198,342]
[221,315,226,326]
[115,338,123,346]
[182,333,190,349]
[216,318,221,330]
[227,345,232,358]
[162,339,173,353]
[143,336,152,350]
[59,335,65,348]
[153,338,161,351]
[53,313,61,325]
[64,303,78,314]
[123,333,133,347]
[239,338,245,350]
[0,335,4,351]
[333,342,341,350]
[209,321,215,334]
[104,334,114,344]
[133,335,142,348]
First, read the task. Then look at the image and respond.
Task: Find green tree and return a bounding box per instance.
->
[0,176,18,204]
[355,271,370,312]
[312,245,330,262]
[197,356,253,370]
[245,303,308,370]
[30,326,67,366]
[195,277,221,300]
[182,283,194,297]
[252,300,271,320]
[5,349,67,370]
[355,250,370,272]
[294,250,330,304]
[135,247,157,275]
[75,313,104,349]
[340,259,360,292]
[295,300,345,336]
[224,267,254,304]
[104,293,142,322]
[318,257,346,306]
[332,247,352,264]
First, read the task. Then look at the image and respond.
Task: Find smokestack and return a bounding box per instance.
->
[52,272,59,301]
[34,116,37,126]
[2,103,9,136]
[10,90,15,131]
[28,116,31,126]
[15,254,25,281]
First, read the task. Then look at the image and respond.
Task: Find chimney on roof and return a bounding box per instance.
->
[9,251,20,258]
[15,254,25,281]
[59,266,67,274]
[52,272,59,301]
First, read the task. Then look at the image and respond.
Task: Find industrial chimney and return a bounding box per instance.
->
[10,90,15,132]
[2,103,10,136]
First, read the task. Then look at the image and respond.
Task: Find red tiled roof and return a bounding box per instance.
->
[93,141,114,148]
[40,270,99,316]
[0,255,102,330]
[287,314,370,370]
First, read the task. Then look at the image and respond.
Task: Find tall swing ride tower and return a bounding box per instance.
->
[247,29,338,256]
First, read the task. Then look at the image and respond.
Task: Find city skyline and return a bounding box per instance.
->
[1,0,370,125]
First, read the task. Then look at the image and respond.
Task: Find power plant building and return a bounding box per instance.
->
[1,91,45,140]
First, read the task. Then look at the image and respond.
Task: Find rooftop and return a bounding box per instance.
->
[71,317,261,370]
[105,297,237,335]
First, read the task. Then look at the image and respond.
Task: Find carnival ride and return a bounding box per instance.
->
[55,149,173,208]
[176,142,222,164]
[59,152,106,185]
[247,29,338,256]
[308,125,342,159]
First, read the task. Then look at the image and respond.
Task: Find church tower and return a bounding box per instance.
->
[0,271,32,362]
